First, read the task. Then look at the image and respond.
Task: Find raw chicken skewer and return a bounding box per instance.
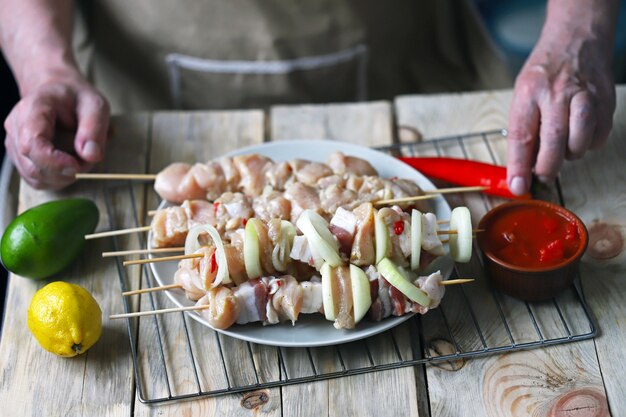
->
[128,205,474,309]
[110,266,454,331]
[76,151,487,206]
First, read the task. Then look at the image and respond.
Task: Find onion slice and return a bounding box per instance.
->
[350,264,371,324]
[374,210,390,264]
[296,210,343,268]
[321,263,337,321]
[184,224,231,287]
[377,257,431,307]
[244,218,263,279]
[410,209,422,271]
[448,206,472,263]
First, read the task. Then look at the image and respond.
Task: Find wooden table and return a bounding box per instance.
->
[1,87,625,417]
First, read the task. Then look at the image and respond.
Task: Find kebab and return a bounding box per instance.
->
[187,264,446,330]
[113,204,473,330]
[163,204,471,301]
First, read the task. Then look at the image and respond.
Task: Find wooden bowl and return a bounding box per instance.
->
[477,200,588,301]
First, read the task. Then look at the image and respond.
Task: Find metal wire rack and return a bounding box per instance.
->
[104,129,596,404]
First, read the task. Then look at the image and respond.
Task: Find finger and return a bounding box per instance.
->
[534,99,569,182]
[74,92,110,163]
[17,101,81,184]
[507,93,540,196]
[6,134,46,189]
[566,91,596,160]
[590,84,615,150]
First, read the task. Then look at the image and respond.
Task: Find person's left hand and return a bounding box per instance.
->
[506,30,616,196]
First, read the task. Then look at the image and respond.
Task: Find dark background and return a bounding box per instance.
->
[1,55,18,321]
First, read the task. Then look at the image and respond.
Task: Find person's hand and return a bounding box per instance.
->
[507,21,616,196]
[4,70,110,190]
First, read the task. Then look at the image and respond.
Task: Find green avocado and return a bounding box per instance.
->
[1,198,99,279]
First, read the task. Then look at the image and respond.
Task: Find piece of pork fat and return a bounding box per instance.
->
[265,161,294,190]
[264,276,304,325]
[421,212,446,256]
[151,206,189,248]
[415,271,444,310]
[378,207,410,267]
[365,265,392,322]
[327,151,378,176]
[329,207,357,257]
[252,188,292,223]
[350,202,376,266]
[301,277,323,313]
[319,184,359,214]
[196,287,240,330]
[284,182,322,222]
[289,235,315,267]
[233,154,273,196]
[234,278,269,324]
[181,200,217,229]
[214,192,254,231]
[333,266,355,330]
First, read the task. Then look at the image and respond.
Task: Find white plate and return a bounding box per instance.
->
[149,140,453,347]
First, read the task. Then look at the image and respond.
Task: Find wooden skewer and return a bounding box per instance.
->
[424,186,488,195]
[440,278,475,286]
[109,304,209,319]
[112,277,476,318]
[437,229,484,235]
[374,194,439,206]
[124,275,475,297]
[102,247,185,257]
[123,253,203,266]
[85,225,151,240]
[122,283,183,296]
[75,173,157,180]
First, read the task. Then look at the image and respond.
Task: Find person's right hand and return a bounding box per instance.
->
[4,71,110,190]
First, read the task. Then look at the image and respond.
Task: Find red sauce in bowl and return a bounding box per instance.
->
[484,205,581,268]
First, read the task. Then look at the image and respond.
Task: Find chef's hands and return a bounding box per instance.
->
[4,70,110,190]
[506,1,617,196]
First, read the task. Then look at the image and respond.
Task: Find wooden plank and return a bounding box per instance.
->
[0,114,150,417]
[395,90,617,416]
[271,101,393,144]
[270,101,423,417]
[133,110,283,417]
[561,87,626,415]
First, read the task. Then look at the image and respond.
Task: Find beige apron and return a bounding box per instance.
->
[73,0,512,112]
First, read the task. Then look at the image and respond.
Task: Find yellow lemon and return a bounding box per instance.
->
[27,281,102,357]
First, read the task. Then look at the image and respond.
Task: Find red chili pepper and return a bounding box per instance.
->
[397,157,531,199]
[213,202,220,215]
[209,252,217,273]
[242,218,248,227]
[393,220,404,235]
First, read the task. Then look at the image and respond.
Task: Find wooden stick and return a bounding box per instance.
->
[123,253,203,266]
[109,304,209,319]
[424,186,488,195]
[374,194,439,206]
[75,173,157,180]
[440,278,475,286]
[102,247,185,258]
[437,229,484,235]
[122,283,183,296]
[85,225,151,240]
[147,210,157,216]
